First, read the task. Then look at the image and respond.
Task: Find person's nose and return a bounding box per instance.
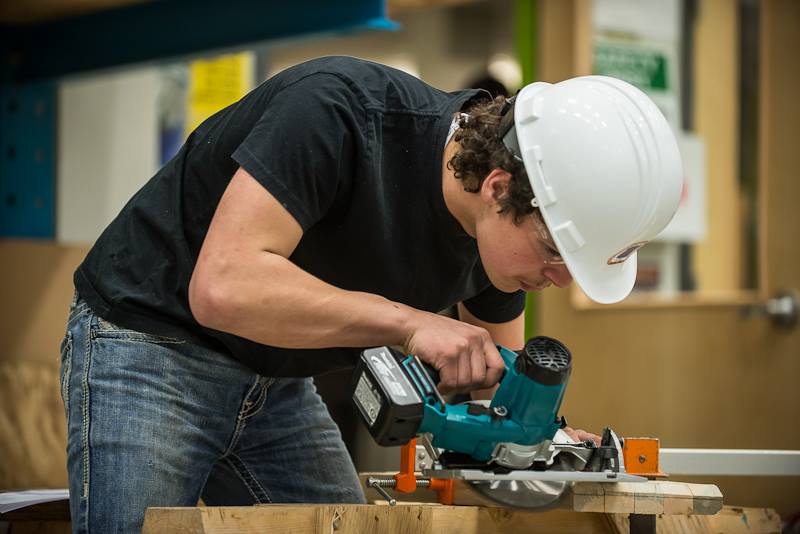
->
[543,264,573,288]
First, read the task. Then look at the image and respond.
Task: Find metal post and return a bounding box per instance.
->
[629,513,656,534]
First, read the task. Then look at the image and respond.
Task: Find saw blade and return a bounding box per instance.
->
[465,478,570,509]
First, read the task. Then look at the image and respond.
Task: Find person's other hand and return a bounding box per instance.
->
[563,427,601,446]
[403,311,504,394]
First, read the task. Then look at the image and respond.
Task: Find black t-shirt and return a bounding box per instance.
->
[74,56,525,377]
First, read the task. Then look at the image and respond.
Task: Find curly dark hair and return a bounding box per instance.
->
[447,96,535,224]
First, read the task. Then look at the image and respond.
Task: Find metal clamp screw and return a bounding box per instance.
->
[366,477,397,506]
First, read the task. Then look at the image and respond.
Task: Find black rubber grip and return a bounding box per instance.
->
[420,361,440,387]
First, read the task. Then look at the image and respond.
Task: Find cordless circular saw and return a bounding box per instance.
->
[350,336,653,508]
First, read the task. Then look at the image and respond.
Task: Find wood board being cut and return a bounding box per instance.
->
[141,504,781,534]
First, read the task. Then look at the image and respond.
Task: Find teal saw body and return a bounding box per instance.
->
[409,342,570,462]
[351,336,572,463]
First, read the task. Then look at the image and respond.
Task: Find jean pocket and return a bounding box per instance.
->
[59,332,73,419]
[93,316,185,345]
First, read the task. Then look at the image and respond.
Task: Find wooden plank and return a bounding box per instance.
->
[142,507,205,534]
[429,507,613,534]
[142,504,779,534]
[689,483,725,515]
[570,482,605,512]
[714,507,782,534]
[143,505,327,533]
[632,481,663,515]
[314,504,431,534]
[658,481,694,515]
[603,482,637,514]
[143,505,615,534]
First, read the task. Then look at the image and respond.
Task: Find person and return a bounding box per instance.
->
[59,55,682,532]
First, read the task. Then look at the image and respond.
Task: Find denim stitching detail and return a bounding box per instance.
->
[91,336,186,345]
[223,418,245,458]
[93,317,186,344]
[225,454,273,504]
[239,387,265,420]
[249,378,274,418]
[80,314,93,533]
[59,333,72,420]
[222,378,261,456]
[240,378,273,420]
[219,377,275,502]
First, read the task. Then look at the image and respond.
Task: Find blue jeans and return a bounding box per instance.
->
[59,294,365,534]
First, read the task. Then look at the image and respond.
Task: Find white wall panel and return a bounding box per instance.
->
[57,67,159,243]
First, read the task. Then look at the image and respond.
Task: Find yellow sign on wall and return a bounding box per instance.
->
[185,52,255,136]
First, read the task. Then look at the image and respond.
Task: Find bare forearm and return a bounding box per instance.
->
[190,251,414,349]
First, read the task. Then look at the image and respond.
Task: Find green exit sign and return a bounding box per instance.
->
[593,43,669,92]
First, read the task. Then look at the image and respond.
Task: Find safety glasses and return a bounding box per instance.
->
[532,209,565,265]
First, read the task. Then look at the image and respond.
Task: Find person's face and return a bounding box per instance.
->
[474,174,573,294]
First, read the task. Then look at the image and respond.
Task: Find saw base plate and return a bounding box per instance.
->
[421,468,647,509]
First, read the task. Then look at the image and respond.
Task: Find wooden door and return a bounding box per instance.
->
[535,0,799,514]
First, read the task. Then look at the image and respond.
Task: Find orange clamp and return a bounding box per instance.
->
[623,437,667,478]
[429,478,455,505]
[393,438,455,504]
[393,438,418,493]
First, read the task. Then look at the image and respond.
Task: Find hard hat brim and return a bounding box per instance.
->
[562,249,638,304]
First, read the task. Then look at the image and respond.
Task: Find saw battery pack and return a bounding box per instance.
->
[350,346,425,446]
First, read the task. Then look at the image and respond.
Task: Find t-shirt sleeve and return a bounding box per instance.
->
[462,286,526,323]
[232,73,360,231]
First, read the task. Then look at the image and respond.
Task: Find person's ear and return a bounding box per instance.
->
[479,169,512,206]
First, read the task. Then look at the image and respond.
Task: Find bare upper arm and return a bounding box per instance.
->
[203,166,303,258]
[189,167,303,315]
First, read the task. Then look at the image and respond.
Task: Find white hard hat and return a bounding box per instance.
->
[500,76,683,304]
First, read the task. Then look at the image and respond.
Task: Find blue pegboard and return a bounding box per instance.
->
[0,0,395,238]
[0,81,55,238]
